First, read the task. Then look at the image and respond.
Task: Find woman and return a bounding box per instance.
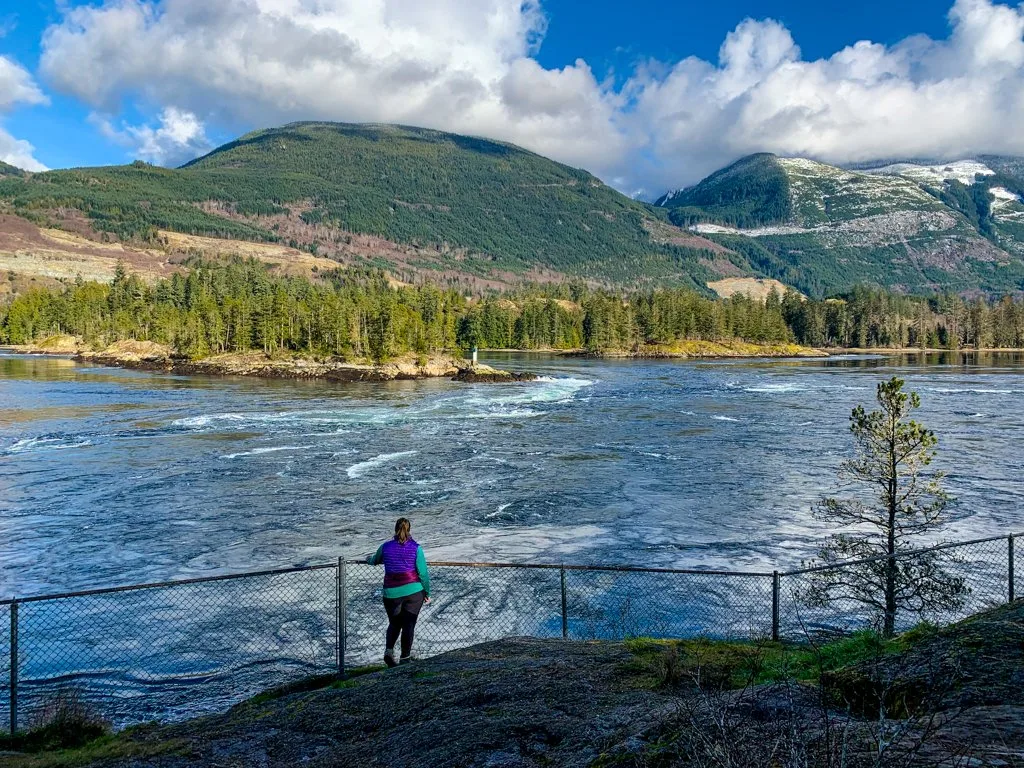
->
[367,517,431,667]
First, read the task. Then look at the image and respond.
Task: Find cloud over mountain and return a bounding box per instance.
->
[92,107,213,167]
[36,0,1024,196]
[0,55,48,171]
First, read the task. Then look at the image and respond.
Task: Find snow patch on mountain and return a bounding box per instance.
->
[989,186,1024,220]
[691,209,960,247]
[861,160,995,187]
[991,186,1021,202]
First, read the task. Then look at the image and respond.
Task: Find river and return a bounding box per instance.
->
[2,351,1023,598]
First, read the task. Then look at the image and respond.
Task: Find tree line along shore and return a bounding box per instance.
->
[3,258,1024,377]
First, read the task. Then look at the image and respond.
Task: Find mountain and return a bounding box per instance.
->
[4,122,1024,297]
[658,154,1024,296]
[0,122,723,290]
[0,160,24,177]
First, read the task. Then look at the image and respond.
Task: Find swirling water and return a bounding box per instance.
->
[2,351,1024,597]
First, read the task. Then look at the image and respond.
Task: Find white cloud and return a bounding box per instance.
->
[93,106,212,166]
[0,127,46,172]
[0,55,48,171]
[626,0,1024,193]
[35,0,1024,195]
[39,0,626,175]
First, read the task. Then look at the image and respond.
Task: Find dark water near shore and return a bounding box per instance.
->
[2,351,1023,597]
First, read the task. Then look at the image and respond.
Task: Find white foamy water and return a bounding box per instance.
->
[5,435,93,454]
[173,408,394,430]
[742,382,807,393]
[3,351,1024,598]
[462,376,593,407]
[346,450,419,479]
[220,445,311,460]
[931,388,1016,395]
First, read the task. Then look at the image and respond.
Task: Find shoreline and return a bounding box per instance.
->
[8,340,1024,380]
[0,340,534,383]
[484,341,827,359]
[824,346,1024,354]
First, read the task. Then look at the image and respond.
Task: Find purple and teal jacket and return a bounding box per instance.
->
[367,538,431,599]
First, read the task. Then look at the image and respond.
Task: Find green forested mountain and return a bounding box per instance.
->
[5,122,1024,298]
[0,160,24,177]
[658,154,1024,297]
[654,153,792,227]
[0,122,716,287]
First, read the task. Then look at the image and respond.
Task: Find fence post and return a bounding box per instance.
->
[336,558,346,678]
[771,572,780,642]
[9,600,17,735]
[560,566,568,640]
[1010,535,1016,604]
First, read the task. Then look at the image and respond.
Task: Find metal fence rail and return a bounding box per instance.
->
[2,532,1021,733]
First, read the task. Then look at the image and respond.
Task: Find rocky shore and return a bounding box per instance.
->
[571,340,827,359]
[3,337,535,383]
[7,600,1023,767]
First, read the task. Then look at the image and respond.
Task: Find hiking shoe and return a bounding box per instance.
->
[384,654,398,669]
[399,656,414,665]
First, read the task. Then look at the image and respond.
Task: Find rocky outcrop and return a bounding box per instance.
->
[70,342,534,383]
[576,340,827,359]
[1,334,87,355]
[30,602,1024,767]
[78,339,173,367]
[823,599,1024,716]
[452,365,537,382]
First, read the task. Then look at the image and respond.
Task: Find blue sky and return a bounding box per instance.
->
[535,0,955,74]
[1,0,1023,196]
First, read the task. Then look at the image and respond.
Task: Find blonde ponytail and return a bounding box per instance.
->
[394,517,411,544]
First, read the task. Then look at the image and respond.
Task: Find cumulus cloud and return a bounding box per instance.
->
[35,0,1024,195]
[628,0,1024,193]
[0,55,48,171]
[93,106,212,166]
[39,0,626,174]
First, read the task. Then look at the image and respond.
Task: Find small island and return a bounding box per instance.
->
[2,335,535,383]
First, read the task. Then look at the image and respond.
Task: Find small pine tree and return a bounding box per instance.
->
[803,377,966,637]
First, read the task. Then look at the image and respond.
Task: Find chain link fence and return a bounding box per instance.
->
[1,533,1020,733]
[779,535,1017,638]
[562,567,774,640]
[0,603,9,733]
[2,565,337,732]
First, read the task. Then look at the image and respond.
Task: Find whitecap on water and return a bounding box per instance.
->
[931,387,1016,395]
[463,408,545,419]
[220,445,311,460]
[744,382,806,393]
[5,435,93,454]
[711,415,742,423]
[173,408,394,431]
[346,450,418,479]
[461,376,594,408]
[484,503,513,519]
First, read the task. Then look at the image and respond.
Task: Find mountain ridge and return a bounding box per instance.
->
[2,123,1024,297]
[0,121,724,291]
[657,152,1024,295]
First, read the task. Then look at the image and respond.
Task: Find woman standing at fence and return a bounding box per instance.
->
[367,517,431,667]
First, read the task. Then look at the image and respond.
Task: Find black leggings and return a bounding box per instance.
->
[383,591,425,658]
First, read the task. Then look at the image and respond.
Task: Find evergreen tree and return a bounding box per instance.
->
[802,377,966,637]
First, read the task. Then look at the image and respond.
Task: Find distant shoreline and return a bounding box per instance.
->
[0,339,533,383]
[8,341,1023,381]
[481,341,827,359]
[485,345,1024,357]
[823,347,1024,354]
